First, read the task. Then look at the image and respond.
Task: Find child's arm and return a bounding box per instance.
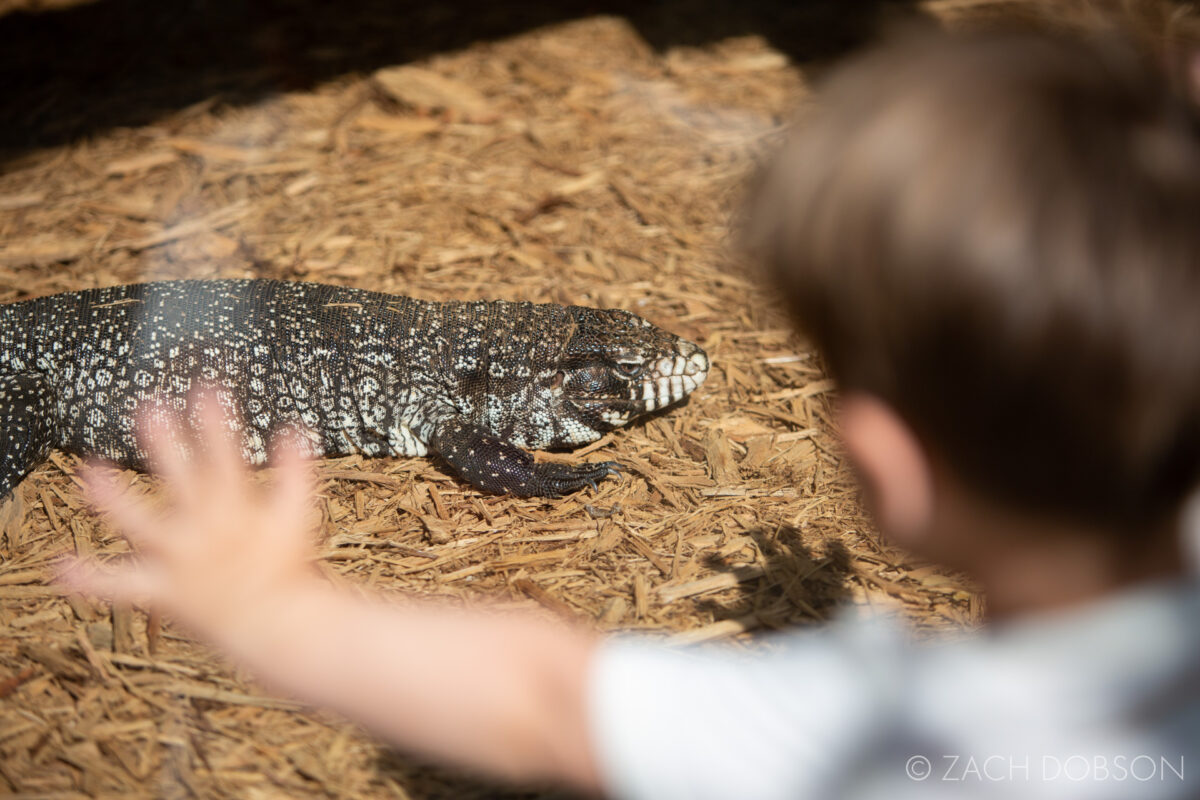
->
[59,397,603,792]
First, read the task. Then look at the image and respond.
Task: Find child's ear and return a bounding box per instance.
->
[838,393,934,546]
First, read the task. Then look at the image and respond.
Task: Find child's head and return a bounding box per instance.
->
[752,28,1200,553]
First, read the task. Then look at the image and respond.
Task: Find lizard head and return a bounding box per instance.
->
[531,306,708,446]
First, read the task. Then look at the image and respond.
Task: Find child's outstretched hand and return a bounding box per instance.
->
[59,393,321,662]
[55,392,601,790]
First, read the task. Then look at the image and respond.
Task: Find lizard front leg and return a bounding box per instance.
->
[428,416,617,497]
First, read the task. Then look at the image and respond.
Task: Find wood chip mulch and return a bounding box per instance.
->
[4,0,1193,796]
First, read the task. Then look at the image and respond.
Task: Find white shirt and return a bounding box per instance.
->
[588,579,1200,799]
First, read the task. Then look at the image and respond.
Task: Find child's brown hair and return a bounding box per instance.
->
[751,27,1200,534]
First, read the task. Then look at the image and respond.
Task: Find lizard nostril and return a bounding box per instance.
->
[549,370,565,390]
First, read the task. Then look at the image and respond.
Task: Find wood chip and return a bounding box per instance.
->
[0,192,46,211]
[511,578,579,620]
[0,238,91,267]
[668,613,761,645]
[373,66,498,123]
[658,564,766,604]
[104,151,178,175]
[353,114,442,135]
[146,681,303,711]
[702,429,740,485]
[166,137,262,162]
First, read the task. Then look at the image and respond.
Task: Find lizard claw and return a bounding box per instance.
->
[531,460,619,496]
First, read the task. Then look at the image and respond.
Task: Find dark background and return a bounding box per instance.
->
[0,0,923,157]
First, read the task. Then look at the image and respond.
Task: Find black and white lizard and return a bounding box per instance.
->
[0,279,708,498]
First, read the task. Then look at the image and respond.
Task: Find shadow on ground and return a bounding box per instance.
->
[693,526,854,629]
[1,0,924,158]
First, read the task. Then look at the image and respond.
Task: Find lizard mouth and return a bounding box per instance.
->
[566,395,643,410]
[639,349,708,411]
[562,345,708,412]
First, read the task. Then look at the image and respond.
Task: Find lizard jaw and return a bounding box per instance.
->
[565,345,708,422]
[640,347,708,412]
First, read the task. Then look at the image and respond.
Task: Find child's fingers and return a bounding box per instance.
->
[80,462,164,552]
[55,557,163,606]
[138,391,247,513]
[193,390,247,491]
[269,428,317,545]
[138,407,203,509]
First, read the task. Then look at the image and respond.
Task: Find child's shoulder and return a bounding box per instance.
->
[590,579,1200,800]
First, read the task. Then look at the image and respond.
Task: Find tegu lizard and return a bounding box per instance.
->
[0,279,708,497]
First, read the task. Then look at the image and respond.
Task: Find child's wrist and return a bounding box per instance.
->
[210,579,348,682]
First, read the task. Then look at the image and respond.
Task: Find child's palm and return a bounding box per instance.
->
[62,394,318,656]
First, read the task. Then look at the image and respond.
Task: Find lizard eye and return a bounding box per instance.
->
[613,361,643,379]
